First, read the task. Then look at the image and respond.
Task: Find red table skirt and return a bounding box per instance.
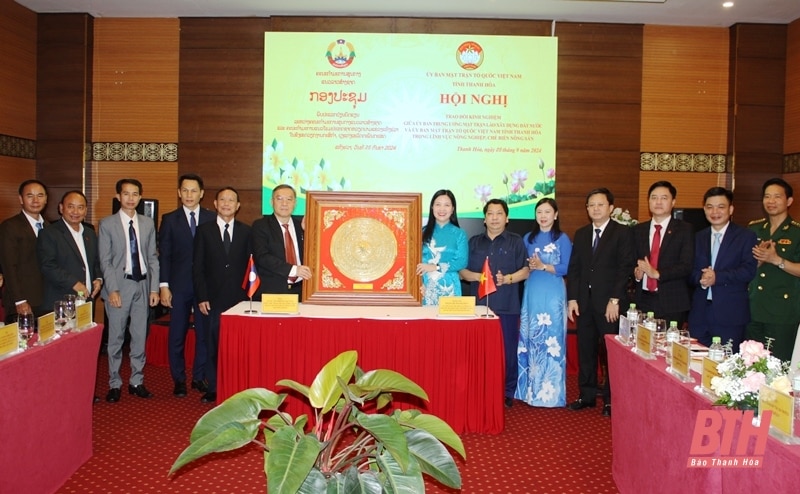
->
[145,323,196,369]
[607,335,800,493]
[0,325,103,494]
[217,314,506,434]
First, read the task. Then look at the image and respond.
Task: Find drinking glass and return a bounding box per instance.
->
[54,301,70,335]
[17,313,35,347]
[654,319,667,356]
[63,294,77,330]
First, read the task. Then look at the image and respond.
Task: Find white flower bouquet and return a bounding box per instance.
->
[610,207,638,226]
[710,340,791,410]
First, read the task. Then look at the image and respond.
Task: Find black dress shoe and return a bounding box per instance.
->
[602,404,611,417]
[191,380,209,393]
[567,398,596,411]
[93,395,101,403]
[128,384,154,398]
[200,392,217,403]
[173,382,187,397]
[106,388,121,403]
[504,397,514,408]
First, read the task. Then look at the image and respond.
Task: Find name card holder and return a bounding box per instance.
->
[633,324,656,360]
[37,313,56,344]
[693,357,721,401]
[758,384,800,444]
[666,340,695,383]
[437,296,476,317]
[0,323,21,360]
[261,294,300,314]
[75,302,95,331]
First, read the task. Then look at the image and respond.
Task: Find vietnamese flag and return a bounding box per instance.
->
[478,256,497,299]
[242,254,260,298]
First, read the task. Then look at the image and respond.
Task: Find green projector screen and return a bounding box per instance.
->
[263,32,557,219]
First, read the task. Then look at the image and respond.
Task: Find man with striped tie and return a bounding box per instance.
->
[0,179,49,323]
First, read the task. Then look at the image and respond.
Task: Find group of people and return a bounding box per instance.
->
[417,179,800,418]
[0,176,311,405]
[2,176,798,415]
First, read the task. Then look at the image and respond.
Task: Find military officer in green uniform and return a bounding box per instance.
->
[747,177,800,361]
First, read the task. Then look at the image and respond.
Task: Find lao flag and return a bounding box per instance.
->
[478,256,497,299]
[242,254,260,298]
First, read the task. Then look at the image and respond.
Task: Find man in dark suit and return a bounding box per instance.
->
[193,186,252,404]
[251,184,311,298]
[37,191,103,311]
[632,181,694,327]
[99,178,160,403]
[567,188,635,417]
[158,173,215,398]
[0,179,48,322]
[689,187,757,349]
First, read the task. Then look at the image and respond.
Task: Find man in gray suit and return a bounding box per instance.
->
[98,178,160,403]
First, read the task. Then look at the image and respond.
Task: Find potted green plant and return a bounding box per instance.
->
[170,350,466,493]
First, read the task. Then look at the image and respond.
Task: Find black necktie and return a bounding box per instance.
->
[189,211,196,237]
[592,228,601,254]
[223,223,231,254]
[129,220,143,281]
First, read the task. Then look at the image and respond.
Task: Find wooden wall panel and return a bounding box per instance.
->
[37,13,92,220]
[555,22,643,236]
[92,18,179,142]
[0,0,36,139]
[641,26,729,154]
[784,172,800,218]
[87,162,179,226]
[0,158,36,220]
[730,24,787,223]
[785,19,800,154]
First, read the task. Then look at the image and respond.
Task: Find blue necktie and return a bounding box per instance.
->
[592,228,601,254]
[189,211,196,237]
[708,232,721,300]
[129,220,143,281]
[35,221,43,236]
[223,223,231,254]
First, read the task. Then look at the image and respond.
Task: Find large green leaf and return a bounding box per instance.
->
[309,350,358,412]
[355,413,410,472]
[190,388,285,442]
[297,467,327,494]
[276,378,310,398]
[323,467,383,494]
[356,369,429,401]
[267,427,322,494]
[405,429,462,488]
[170,421,256,474]
[375,450,424,494]
[395,411,466,459]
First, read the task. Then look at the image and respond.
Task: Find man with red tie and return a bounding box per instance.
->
[251,184,312,298]
[632,181,694,327]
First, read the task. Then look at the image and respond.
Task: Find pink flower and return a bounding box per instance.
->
[546,168,555,179]
[741,371,767,393]
[739,340,770,366]
[510,170,527,194]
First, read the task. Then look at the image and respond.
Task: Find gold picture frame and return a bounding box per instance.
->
[302,191,422,306]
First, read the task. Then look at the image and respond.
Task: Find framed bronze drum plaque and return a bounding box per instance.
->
[302,191,422,306]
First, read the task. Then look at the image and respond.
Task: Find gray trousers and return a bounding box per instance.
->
[106,277,150,388]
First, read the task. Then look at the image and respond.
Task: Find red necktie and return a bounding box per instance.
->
[647,224,662,291]
[282,223,298,283]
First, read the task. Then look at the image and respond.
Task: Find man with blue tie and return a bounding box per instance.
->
[159,174,215,398]
[689,187,757,349]
[99,178,160,403]
[0,180,48,322]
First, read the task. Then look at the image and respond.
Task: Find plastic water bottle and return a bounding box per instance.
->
[626,303,639,346]
[708,336,725,362]
[75,291,87,306]
[643,312,656,330]
[665,321,680,365]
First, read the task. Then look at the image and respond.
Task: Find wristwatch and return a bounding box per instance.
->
[778,260,786,270]
[609,298,619,305]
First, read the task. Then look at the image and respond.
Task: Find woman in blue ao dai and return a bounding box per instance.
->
[417,190,468,305]
[515,198,572,407]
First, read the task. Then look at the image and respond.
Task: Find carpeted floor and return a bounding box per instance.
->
[57,355,618,493]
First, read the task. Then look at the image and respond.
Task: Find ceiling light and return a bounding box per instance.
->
[723,1,734,7]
